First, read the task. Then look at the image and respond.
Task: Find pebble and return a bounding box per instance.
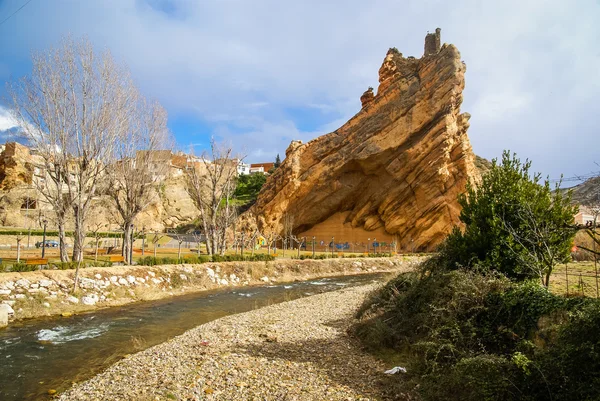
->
[59,284,398,400]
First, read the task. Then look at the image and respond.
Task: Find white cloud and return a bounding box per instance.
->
[472,89,533,122]
[0,106,18,131]
[0,0,598,179]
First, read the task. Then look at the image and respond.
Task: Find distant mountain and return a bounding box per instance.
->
[474,155,492,175]
[565,176,599,205]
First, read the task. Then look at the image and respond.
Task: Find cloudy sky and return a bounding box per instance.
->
[0,0,598,183]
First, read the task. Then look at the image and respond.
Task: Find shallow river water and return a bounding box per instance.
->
[0,273,386,400]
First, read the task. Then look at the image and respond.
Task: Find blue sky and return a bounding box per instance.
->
[0,0,599,183]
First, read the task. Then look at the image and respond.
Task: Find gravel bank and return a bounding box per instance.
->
[60,283,402,401]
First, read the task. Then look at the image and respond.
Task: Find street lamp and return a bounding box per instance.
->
[141,226,146,256]
[41,219,48,258]
[331,236,335,258]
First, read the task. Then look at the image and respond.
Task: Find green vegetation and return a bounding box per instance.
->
[0,228,123,238]
[354,151,595,401]
[442,151,577,286]
[234,172,267,205]
[137,253,274,266]
[355,266,600,401]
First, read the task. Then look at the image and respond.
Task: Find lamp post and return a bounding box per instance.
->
[331,236,334,258]
[41,219,48,258]
[141,226,146,256]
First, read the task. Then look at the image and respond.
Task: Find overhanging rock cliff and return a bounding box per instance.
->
[250,30,480,251]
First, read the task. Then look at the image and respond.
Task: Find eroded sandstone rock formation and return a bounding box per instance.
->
[251,29,479,251]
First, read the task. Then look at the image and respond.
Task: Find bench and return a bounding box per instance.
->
[108,255,125,265]
[25,258,48,266]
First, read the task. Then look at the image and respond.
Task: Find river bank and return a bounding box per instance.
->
[60,282,405,401]
[0,256,422,324]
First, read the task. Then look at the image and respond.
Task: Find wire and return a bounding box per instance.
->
[0,0,34,27]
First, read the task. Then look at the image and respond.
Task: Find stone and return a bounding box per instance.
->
[126,276,136,284]
[248,31,479,251]
[79,278,96,290]
[94,273,103,280]
[136,277,146,283]
[38,279,53,288]
[66,296,79,304]
[81,294,99,306]
[0,308,7,328]
[110,276,118,283]
[0,289,11,296]
[30,283,39,289]
[0,303,15,316]
[118,278,128,286]
[179,274,188,281]
[14,294,25,299]
[42,302,50,308]
[206,268,215,278]
[261,276,270,283]
[219,278,228,286]
[147,271,156,277]
[151,278,161,285]
[28,288,40,294]
[15,279,31,288]
[2,300,16,306]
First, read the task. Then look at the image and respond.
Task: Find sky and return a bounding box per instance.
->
[0,0,598,184]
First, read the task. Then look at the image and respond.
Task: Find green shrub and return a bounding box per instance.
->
[354,267,600,401]
[442,151,577,285]
[11,262,38,272]
[137,254,274,266]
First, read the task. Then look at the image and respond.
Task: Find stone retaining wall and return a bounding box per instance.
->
[0,256,423,325]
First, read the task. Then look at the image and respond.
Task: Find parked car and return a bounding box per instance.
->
[35,240,59,248]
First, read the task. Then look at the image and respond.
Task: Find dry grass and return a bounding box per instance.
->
[549,261,600,297]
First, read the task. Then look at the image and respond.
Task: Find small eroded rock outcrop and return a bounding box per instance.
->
[251,29,479,251]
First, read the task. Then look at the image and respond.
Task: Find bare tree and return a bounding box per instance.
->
[9,36,135,288]
[174,233,185,261]
[502,201,575,287]
[107,98,172,264]
[89,222,107,263]
[151,231,166,259]
[15,233,24,263]
[185,139,241,256]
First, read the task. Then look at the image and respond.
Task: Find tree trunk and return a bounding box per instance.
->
[58,220,69,263]
[94,237,99,262]
[16,239,21,263]
[72,206,86,263]
[178,242,182,261]
[122,222,132,265]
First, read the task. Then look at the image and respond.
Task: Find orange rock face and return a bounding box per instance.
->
[251,35,479,251]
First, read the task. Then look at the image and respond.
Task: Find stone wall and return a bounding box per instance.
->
[0,256,423,325]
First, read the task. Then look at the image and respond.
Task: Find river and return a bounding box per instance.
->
[0,273,386,400]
